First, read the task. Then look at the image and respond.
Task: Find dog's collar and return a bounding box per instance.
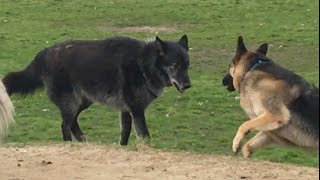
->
[240,59,268,86]
[247,59,266,72]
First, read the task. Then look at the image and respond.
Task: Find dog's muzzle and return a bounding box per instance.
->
[223,73,235,92]
[181,82,191,91]
[171,79,191,93]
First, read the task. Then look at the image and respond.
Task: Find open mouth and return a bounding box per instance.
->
[172,81,184,93]
[225,84,235,91]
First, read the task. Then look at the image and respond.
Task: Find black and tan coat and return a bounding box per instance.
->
[223,36,319,158]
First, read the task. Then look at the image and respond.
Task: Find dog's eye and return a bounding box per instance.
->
[171,63,177,68]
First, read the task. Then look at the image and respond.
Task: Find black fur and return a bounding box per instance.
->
[3,35,191,145]
[3,60,43,96]
[222,73,235,91]
[289,85,319,139]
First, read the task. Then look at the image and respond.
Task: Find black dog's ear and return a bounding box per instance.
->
[179,35,188,51]
[156,36,167,55]
[256,43,268,55]
[236,36,247,56]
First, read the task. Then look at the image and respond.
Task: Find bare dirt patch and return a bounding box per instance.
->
[0,144,318,180]
[96,25,179,33]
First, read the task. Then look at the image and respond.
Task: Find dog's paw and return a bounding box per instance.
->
[79,135,87,142]
[242,144,252,158]
[232,132,244,153]
[232,138,241,153]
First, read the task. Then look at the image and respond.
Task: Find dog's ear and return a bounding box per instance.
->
[256,43,268,55]
[179,35,188,51]
[236,36,247,56]
[156,36,167,55]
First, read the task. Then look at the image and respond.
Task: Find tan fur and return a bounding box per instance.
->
[0,81,14,139]
[230,49,318,157]
[233,109,290,153]
[242,132,273,158]
[230,53,251,91]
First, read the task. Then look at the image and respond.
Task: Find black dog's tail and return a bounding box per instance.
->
[3,52,45,96]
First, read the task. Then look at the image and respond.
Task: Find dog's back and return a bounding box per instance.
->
[285,85,319,147]
[257,63,319,148]
[0,81,14,138]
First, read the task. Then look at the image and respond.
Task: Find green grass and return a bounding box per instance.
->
[0,0,319,167]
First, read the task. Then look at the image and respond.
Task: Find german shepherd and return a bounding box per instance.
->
[222,36,319,158]
[0,81,14,138]
[3,35,191,145]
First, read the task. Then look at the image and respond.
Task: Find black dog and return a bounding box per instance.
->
[3,35,191,145]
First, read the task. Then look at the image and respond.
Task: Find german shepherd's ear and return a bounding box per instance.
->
[179,35,189,51]
[256,43,268,55]
[236,36,247,56]
[156,36,167,55]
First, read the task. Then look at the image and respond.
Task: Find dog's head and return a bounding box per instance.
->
[223,36,269,91]
[155,35,191,93]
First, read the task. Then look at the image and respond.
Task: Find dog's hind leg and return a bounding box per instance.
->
[60,109,77,141]
[48,91,82,141]
[241,131,273,158]
[119,111,132,145]
[71,121,86,142]
[71,99,92,142]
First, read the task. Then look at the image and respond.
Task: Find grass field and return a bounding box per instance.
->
[0,0,318,167]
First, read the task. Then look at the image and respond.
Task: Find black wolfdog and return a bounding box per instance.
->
[3,35,191,145]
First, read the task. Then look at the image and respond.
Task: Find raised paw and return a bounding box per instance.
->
[232,138,241,153]
[232,132,245,153]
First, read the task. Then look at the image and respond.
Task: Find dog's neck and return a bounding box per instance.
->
[237,59,268,91]
[247,59,266,72]
[142,71,161,98]
[141,67,167,99]
[139,42,168,98]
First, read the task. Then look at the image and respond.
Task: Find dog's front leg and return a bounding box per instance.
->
[232,110,288,153]
[242,131,273,158]
[119,111,133,145]
[130,109,151,142]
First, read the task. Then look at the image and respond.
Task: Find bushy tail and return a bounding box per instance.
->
[2,55,44,96]
[0,81,14,138]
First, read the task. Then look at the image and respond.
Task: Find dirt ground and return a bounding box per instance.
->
[0,144,318,180]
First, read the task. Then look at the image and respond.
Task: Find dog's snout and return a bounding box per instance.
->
[183,84,191,90]
[222,77,228,86]
[222,73,236,91]
[181,82,191,90]
[223,74,232,86]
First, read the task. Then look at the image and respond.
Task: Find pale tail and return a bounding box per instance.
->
[0,80,14,139]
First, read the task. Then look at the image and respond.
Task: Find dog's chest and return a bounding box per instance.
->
[79,88,129,111]
[240,92,264,118]
[130,86,162,107]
